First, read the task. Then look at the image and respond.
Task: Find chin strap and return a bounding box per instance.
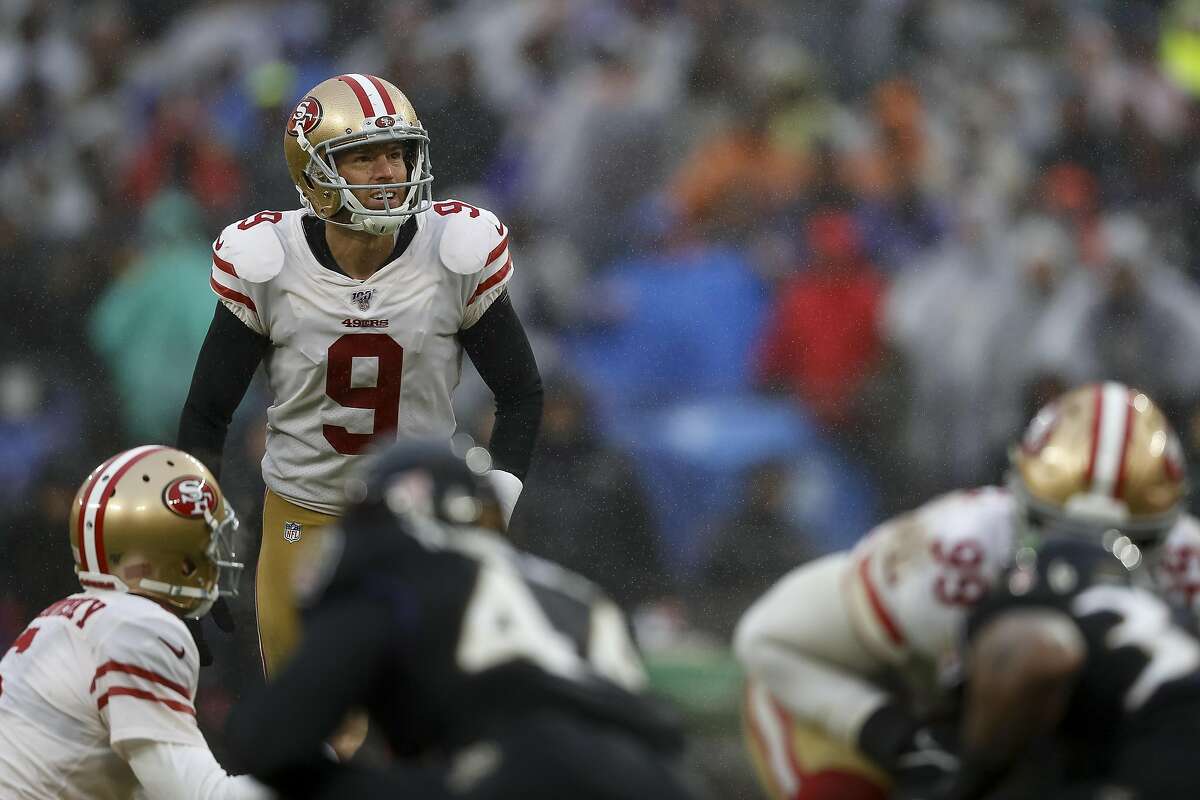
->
[484,469,523,529]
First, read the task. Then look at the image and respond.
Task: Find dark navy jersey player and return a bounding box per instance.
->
[949,539,1200,800]
[225,440,696,800]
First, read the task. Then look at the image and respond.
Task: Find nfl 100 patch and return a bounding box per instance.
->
[350,288,375,311]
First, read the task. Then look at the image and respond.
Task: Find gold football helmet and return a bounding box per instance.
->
[69,446,243,618]
[1010,382,1187,563]
[283,73,433,235]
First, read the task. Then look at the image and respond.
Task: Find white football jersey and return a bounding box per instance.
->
[844,488,1018,690]
[1156,513,1200,615]
[208,201,514,514]
[0,590,204,800]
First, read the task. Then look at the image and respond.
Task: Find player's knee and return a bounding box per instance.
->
[743,683,889,800]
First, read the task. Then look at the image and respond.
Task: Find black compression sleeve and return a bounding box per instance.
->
[176,303,270,479]
[224,598,388,795]
[459,292,543,481]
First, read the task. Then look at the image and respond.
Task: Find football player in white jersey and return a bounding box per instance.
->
[734,382,1192,800]
[176,74,543,677]
[0,446,270,800]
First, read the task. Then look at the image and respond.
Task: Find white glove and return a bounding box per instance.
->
[485,469,523,528]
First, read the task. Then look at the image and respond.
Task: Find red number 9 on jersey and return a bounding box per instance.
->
[322,334,404,455]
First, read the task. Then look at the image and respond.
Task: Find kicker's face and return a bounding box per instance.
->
[335,141,411,211]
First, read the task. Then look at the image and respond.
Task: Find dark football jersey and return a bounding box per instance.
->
[965,540,1200,793]
[231,517,681,769]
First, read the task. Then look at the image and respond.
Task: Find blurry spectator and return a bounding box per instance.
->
[1161,0,1200,97]
[0,81,98,241]
[415,49,504,194]
[668,65,811,240]
[1030,213,1200,411]
[569,228,768,413]
[236,61,328,211]
[503,210,590,329]
[88,190,217,442]
[1040,93,1110,177]
[0,458,81,650]
[121,97,244,214]
[885,195,1009,494]
[0,362,83,511]
[511,378,667,610]
[976,217,1076,471]
[0,2,87,108]
[520,14,689,265]
[693,461,816,638]
[844,78,949,272]
[1036,162,1104,263]
[757,211,886,430]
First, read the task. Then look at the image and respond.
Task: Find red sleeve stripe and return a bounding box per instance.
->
[364,74,397,114]
[857,554,905,647]
[91,660,190,700]
[467,255,512,305]
[486,234,509,267]
[212,251,239,278]
[210,276,258,313]
[97,687,195,716]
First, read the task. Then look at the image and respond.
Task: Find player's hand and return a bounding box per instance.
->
[484,469,523,529]
[185,618,214,667]
[211,596,237,633]
[859,705,959,794]
[889,724,960,799]
[185,599,236,667]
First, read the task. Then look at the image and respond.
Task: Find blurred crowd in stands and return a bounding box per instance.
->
[7,0,1200,767]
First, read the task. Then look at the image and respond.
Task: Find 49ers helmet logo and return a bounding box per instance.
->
[287,96,323,137]
[162,477,218,518]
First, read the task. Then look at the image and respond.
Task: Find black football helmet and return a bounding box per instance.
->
[343,438,501,535]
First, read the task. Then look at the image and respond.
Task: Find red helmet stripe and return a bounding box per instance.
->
[364,75,397,114]
[1088,382,1134,498]
[1084,384,1103,490]
[92,446,168,573]
[85,446,168,574]
[1112,388,1136,499]
[337,74,378,117]
[76,452,123,571]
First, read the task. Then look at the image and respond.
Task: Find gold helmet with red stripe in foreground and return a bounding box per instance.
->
[1010,382,1187,565]
[68,446,243,618]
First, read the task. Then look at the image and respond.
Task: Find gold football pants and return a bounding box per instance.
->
[743,680,891,800]
[257,489,340,679]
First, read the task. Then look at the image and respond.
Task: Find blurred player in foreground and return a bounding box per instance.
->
[0,446,270,800]
[946,538,1200,799]
[225,440,696,800]
[734,382,1195,799]
[177,73,542,676]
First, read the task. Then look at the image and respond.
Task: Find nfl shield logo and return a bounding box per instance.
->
[350,289,374,312]
[283,521,303,543]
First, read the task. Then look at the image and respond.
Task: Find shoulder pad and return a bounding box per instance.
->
[929,486,1014,520]
[214,213,287,283]
[436,202,506,276]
